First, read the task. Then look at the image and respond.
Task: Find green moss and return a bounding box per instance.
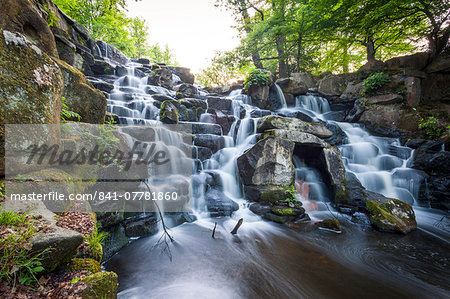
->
[80,271,118,299]
[271,206,295,216]
[366,198,417,234]
[318,219,341,231]
[68,258,101,274]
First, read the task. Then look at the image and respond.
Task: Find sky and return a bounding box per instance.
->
[127,0,240,74]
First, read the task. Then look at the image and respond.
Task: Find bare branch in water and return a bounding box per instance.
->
[231,218,243,235]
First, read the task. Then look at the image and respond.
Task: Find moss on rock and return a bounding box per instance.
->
[366,198,417,234]
[80,271,118,299]
[68,258,101,274]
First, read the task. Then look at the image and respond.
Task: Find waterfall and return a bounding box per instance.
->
[274,84,287,109]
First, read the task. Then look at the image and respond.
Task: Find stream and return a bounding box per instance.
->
[102,61,450,298]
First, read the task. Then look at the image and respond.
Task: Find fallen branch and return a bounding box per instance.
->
[230,218,243,235]
[212,222,217,239]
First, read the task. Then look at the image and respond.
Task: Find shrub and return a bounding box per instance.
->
[418,116,444,139]
[85,227,109,261]
[61,96,81,122]
[0,210,48,286]
[244,69,270,91]
[362,72,391,96]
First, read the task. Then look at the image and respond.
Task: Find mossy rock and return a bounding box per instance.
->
[366,198,417,234]
[68,258,101,274]
[80,271,118,299]
[271,205,305,217]
[160,100,179,124]
[316,219,341,232]
[260,188,294,203]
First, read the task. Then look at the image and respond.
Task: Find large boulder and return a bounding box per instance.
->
[366,196,417,234]
[292,72,316,89]
[257,115,333,139]
[80,271,118,299]
[318,75,346,97]
[0,0,58,57]
[159,100,179,124]
[148,66,174,90]
[237,137,295,186]
[95,40,128,65]
[276,77,308,96]
[263,129,329,147]
[56,59,107,123]
[340,81,363,100]
[366,94,404,105]
[0,30,64,175]
[247,85,270,110]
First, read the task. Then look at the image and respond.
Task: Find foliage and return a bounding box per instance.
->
[197,49,252,86]
[52,0,178,63]
[60,96,82,122]
[243,69,270,91]
[85,227,108,261]
[0,182,5,199]
[43,5,59,27]
[214,0,450,77]
[0,210,48,286]
[418,116,445,139]
[362,72,391,95]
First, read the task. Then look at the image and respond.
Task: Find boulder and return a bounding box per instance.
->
[205,189,239,217]
[68,258,102,274]
[95,40,128,65]
[0,0,58,57]
[0,30,64,175]
[102,225,129,261]
[412,147,450,176]
[278,110,314,122]
[340,81,363,100]
[263,129,329,147]
[276,77,308,96]
[206,96,233,112]
[91,59,115,76]
[169,66,195,84]
[271,205,305,217]
[292,72,316,89]
[174,83,198,96]
[257,115,333,139]
[384,52,429,70]
[366,94,403,105]
[425,56,450,73]
[56,59,107,123]
[124,216,158,238]
[247,85,270,110]
[237,137,295,186]
[366,197,417,234]
[243,185,296,203]
[318,75,346,96]
[194,134,226,153]
[87,77,115,93]
[323,146,346,187]
[316,219,341,232]
[148,66,173,90]
[160,100,179,124]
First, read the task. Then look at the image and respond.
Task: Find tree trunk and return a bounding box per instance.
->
[238,0,264,69]
[276,36,288,78]
[365,37,376,63]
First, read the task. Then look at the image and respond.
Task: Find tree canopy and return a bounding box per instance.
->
[200,0,449,85]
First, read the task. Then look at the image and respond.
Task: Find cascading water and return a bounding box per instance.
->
[101,57,449,297]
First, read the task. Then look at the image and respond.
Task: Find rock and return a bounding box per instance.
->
[212,110,235,135]
[160,100,179,124]
[276,77,308,95]
[105,112,119,124]
[335,179,370,214]
[91,59,115,75]
[425,56,450,73]
[316,219,341,232]
[247,85,270,110]
[182,122,222,135]
[283,93,296,106]
[174,83,198,96]
[366,94,403,105]
[237,137,295,186]
[257,115,333,139]
[169,66,195,84]
[124,216,158,237]
[249,202,273,215]
[323,145,347,186]
[278,110,314,122]
[263,213,295,224]
[102,225,129,261]
[318,75,346,96]
[87,77,115,93]
[419,175,450,210]
[271,205,305,217]
[412,147,450,176]
[196,146,213,161]
[358,104,419,138]
[56,59,107,123]
[404,77,421,106]
[242,185,295,203]
[366,197,417,234]
[148,66,174,90]
[340,82,363,100]
[0,30,64,175]
[292,72,316,89]
[0,0,58,57]
[194,134,226,153]
[205,189,239,217]
[80,271,118,299]
[206,96,233,112]
[68,258,102,274]
[95,40,128,65]
[250,109,272,118]
[384,52,430,70]
[324,122,347,146]
[264,129,329,147]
